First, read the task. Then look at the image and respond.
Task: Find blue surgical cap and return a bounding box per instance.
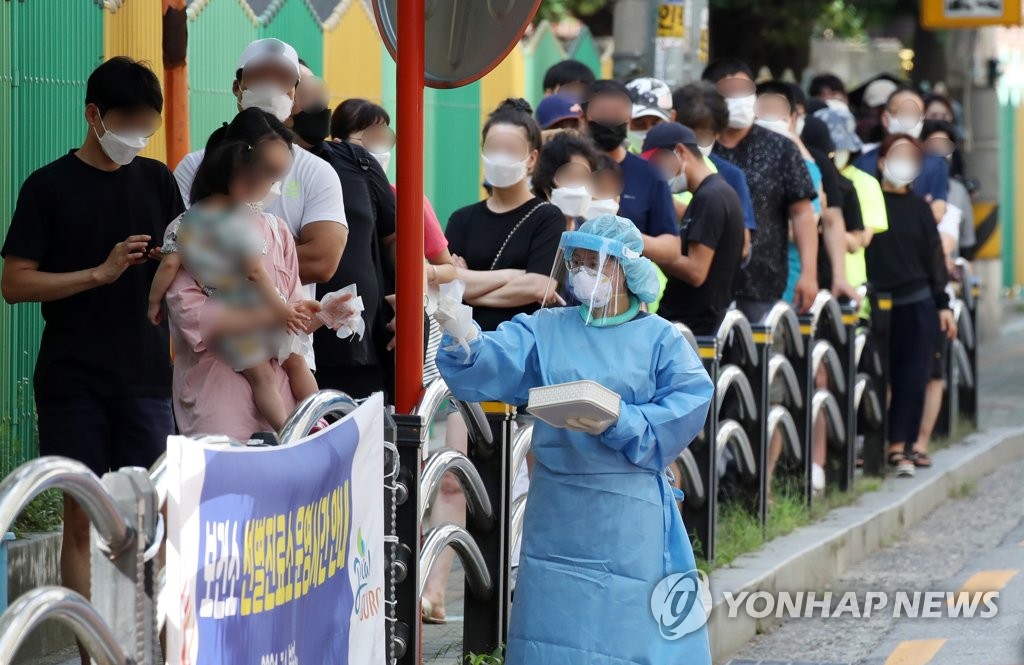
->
[563,215,661,303]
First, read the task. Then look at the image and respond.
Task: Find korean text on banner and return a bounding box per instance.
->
[165,393,386,665]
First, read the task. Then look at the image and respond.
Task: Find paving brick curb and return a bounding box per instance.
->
[706,426,1024,663]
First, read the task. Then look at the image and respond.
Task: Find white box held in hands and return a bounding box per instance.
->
[527,380,621,430]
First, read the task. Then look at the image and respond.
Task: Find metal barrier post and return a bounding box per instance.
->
[462,402,512,662]
[687,337,719,564]
[836,304,858,492]
[89,467,160,664]
[392,412,424,665]
[962,279,981,425]
[793,313,815,506]
[0,532,12,612]
[862,292,892,476]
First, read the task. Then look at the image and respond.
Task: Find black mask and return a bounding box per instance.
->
[588,120,628,151]
[291,105,331,145]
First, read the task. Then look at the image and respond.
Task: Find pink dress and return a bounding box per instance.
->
[390,184,449,259]
[166,212,303,441]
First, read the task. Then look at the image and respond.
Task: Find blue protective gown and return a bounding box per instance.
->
[436,307,714,665]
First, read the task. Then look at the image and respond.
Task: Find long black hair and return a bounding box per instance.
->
[190,108,293,205]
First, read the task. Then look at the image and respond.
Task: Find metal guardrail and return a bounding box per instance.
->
[0,587,131,665]
[670,283,978,562]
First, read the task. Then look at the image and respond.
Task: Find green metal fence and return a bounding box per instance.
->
[0,0,105,475]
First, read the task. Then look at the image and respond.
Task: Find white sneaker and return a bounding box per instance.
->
[812,464,826,494]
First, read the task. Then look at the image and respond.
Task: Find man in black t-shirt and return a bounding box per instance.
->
[0,57,182,663]
[289,72,398,400]
[702,59,818,321]
[642,123,745,335]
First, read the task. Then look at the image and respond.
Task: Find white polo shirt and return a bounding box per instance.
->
[174,146,347,370]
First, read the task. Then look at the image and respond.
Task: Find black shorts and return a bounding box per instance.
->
[931,332,950,380]
[36,395,174,476]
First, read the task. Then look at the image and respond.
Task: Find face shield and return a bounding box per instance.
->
[543,231,638,326]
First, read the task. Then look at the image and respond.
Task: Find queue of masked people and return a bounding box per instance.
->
[0,36,975,665]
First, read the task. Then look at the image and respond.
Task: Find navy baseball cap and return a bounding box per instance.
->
[640,122,699,158]
[535,94,582,129]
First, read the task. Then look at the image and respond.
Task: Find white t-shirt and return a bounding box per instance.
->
[174,146,347,369]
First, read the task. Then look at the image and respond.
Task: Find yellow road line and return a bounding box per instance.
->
[884,639,946,665]
[951,569,1019,602]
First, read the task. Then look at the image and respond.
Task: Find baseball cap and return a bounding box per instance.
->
[863,78,898,108]
[535,94,582,129]
[627,76,673,122]
[640,122,699,158]
[236,38,301,80]
[814,103,863,151]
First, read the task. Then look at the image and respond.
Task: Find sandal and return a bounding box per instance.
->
[909,450,932,468]
[887,451,915,478]
[421,597,446,625]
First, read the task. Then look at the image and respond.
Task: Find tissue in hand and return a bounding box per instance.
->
[317,285,366,340]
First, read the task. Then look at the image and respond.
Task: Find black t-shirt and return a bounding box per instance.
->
[445,197,564,332]
[713,125,817,302]
[866,192,949,309]
[818,175,865,291]
[309,141,396,372]
[658,174,746,336]
[2,152,185,398]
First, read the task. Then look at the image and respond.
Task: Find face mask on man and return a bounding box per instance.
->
[368,146,392,173]
[240,84,294,122]
[550,185,592,218]
[663,151,688,193]
[482,152,528,188]
[881,158,920,188]
[755,117,791,136]
[570,266,613,308]
[584,198,619,219]
[94,117,148,165]
[589,120,629,151]
[886,112,923,139]
[726,94,756,129]
[291,104,331,144]
[795,114,806,137]
[627,130,647,154]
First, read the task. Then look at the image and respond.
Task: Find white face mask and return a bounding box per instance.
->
[570,266,613,308]
[755,117,791,136]
[886,112,923,139]
[550,185,592,219]
[795,114,806,137]
[627,130,648,153]
[698,142,714,157]
[584,198,619,219]
[261,180,283,208]
[482,152,528,188]
[368,147,392,173]
[881,158,920,188]
[663,151,687,193]
[240,84,294,122]
[833,149,851,170]
[726,94,756,129]
[94,118,148,165]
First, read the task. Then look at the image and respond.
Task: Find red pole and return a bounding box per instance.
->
[395,1,426,414]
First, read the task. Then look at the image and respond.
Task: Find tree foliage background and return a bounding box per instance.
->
[537,0,921,76]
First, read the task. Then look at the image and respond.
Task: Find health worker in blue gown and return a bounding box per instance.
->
[434,215,714,665]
